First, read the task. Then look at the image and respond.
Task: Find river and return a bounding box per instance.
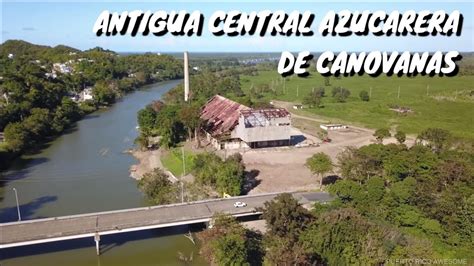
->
[0,80,207,265]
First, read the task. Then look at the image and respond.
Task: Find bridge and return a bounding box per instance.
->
[0,192,331,254]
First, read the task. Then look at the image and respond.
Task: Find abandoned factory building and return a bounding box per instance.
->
[200,95,293,150]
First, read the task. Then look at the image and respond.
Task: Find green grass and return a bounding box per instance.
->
[241,70,474,139]
[0,142,8,152]
[160,146,196,177]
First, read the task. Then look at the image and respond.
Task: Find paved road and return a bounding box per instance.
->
[0,192,331,248]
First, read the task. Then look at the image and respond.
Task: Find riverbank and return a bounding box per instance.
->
[129,149,163,180]
[0,79,183,172]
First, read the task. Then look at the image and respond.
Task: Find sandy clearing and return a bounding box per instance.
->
[129,149,163,180]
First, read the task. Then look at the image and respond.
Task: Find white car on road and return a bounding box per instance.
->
[234,201,247,208]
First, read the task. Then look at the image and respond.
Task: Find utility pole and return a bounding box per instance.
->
[297,85,299,97]
[12,188,21,221]
[426,84,429,96]
[181,147,186,203]
[397,86,400,99]
[181,147,186,176]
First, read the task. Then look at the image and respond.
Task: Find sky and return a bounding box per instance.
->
[1,1,473,52]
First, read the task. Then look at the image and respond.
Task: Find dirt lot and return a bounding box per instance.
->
[240,122,415,195]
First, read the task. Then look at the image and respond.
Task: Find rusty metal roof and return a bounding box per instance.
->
[240,108,290,119]
[200,95,250,137]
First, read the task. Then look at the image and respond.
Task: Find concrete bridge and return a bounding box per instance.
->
[0,192,331,254]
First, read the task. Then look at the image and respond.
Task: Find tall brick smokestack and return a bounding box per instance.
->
[184,52,189,102]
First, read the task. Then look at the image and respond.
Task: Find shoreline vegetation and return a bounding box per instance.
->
[0,40,184,170]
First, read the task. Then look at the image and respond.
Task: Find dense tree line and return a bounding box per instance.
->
[197,128,473,265]
[0,40,183,166]
[329,143,472,258]
[163,70,244,105]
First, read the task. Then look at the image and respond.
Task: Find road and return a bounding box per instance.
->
[0,192,331,248]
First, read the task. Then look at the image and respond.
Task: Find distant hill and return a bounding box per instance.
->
[0,39,48,56]
[0,40,82,62]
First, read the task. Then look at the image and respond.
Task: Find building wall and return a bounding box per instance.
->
[320,124,348,131]
[232,116,292,143]
[248,139,290,148]
[206,132,249,150]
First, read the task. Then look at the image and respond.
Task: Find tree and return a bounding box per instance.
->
[193,152,245,196]
[22,108,52,138]
[259,193,312,241]
[316,130,328,141]
[306,152,333,187]
[314,87,325,97]
[359,90,370,101]
[260,194,315,264]
[328,179,363,204]
[193,152,221,185]
[324,76,330,86]
[179,104,201,143]
[198,214,257,265]
[395,130,406,144]
[264,235,312,265]
[93,81,116,106]
[4,122,30,152]
[52,97,81,133]
[154,105,185,148]
[302,91,322,108]
[373,128,391,143]
[366,176,385,202]
[137,106,156,135]
[417,128,451,153]
[332,87,350,102]
[137,168,178,205]
[213,231,249,265]
[216,155,245,196]
[301,208,402,265]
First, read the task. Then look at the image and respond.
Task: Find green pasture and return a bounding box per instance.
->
[160,147,196,177]
[241,70,474,139]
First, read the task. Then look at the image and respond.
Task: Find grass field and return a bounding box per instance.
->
[0,142,8,152]
[160,146,196,177]
[241,70,474,139]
